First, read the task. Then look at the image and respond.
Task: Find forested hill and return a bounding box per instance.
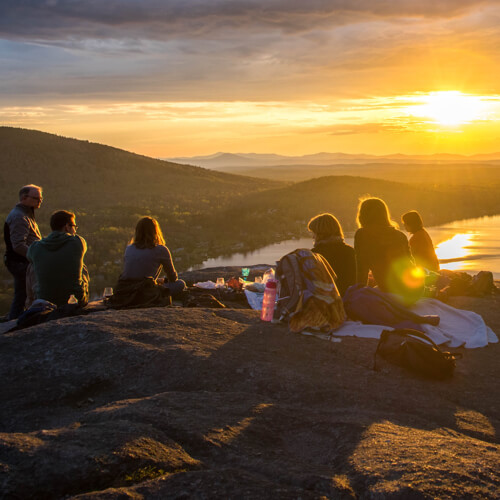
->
[0,127,280,211]
[202,175,500,247]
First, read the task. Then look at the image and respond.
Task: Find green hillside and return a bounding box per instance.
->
[0,127,280,209]
[203,175,500,247]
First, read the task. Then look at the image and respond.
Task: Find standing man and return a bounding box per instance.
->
[27,210,89,307]
[3,184,43,319]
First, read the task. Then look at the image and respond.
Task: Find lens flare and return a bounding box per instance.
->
[402,266,426,289]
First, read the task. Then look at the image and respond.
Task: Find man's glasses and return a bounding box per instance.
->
[69,224,78,230]
[29,195,43,202]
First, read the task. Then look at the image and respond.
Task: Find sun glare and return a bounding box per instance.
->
[435,233,474,271]
[410,91,488,126]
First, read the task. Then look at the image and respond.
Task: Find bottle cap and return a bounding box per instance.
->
[265,280,277,289]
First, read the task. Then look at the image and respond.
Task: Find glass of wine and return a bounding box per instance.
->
[241,267,250,281]
[103,287,113,300]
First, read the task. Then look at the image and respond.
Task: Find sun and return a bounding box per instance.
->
[410,91,487,126]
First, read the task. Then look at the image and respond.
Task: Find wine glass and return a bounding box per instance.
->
[103,287,113,299]
[216,277,225,288]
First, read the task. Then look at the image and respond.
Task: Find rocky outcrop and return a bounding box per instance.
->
[1,296,499,499]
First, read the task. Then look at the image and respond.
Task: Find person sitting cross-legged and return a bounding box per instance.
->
[355,197,424,305]
[27,210,89,307]
[110,217,186,309]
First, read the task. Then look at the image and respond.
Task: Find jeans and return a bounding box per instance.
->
[164,279,187,298]
[6,260,28,320]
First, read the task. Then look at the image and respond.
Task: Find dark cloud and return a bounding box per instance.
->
[0,1,493,42]
[1,0,498,104]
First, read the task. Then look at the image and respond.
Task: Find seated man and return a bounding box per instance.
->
[27,210,89,307]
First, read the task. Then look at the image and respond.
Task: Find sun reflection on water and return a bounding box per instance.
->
[435,233,475,270]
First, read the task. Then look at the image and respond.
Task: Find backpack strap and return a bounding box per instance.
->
[398,329,462,359]
[373,329,391,371]
[276,251,304,318]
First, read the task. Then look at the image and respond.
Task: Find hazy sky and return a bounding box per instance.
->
[3,0,500,156]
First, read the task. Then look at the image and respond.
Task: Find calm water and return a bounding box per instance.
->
[193,214,500,279]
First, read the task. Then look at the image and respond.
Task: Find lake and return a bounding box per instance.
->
[193,214,500,279]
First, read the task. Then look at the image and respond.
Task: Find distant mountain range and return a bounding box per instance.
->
[166,151,500,168]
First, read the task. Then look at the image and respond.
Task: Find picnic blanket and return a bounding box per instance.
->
[332,298,497,349]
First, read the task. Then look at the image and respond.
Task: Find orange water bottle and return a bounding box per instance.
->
[260,280,277,321]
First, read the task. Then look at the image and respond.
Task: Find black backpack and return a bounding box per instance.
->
[374,329,462,379]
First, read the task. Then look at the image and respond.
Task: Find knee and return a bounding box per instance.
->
[176,279,187,292]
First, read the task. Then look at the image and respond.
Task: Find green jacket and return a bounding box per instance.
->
[27,231,89,306]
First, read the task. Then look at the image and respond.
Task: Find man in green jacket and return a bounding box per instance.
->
[27,210,89,307]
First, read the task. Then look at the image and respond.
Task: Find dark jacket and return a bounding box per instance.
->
[4,203,42,262]
[409,228,440,272]
[355,226,423,304]
[312,237,356,296]
[27,231,88,306]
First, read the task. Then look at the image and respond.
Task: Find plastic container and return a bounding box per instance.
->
[260,280,277,321]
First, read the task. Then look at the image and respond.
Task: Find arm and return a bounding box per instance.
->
[78,235,88,257]
[402,232,416,264]
[345,246,357,289]
[354,231,369,285]
[158,246,178,282]
[8,216,31,257]
[408,232,425,261]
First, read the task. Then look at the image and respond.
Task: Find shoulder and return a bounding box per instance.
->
[155,245,172,256]
[392,228,408,242]
[7,205,29,223]
[342,242,355,255]
[75,234,87,248]
[354,228,369,244]
[418,228,431,239]
[64,234,87,253]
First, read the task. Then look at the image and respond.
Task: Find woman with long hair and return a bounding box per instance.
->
[308,213,355,296]
[402,210,440,273]
[354,197,424,304]
[120,216,185,297]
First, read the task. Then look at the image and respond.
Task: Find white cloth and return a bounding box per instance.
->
[193,281,217,289]
[332,298,497,349]
[334,321,390,339]
[411,298,498,348]
[245,289,264,310]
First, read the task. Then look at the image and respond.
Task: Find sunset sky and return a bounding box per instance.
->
[3,1,500,157]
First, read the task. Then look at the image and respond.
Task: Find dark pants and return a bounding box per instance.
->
[6,260,28,320]
[164,279,187,298]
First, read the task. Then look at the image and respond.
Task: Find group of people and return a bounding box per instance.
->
[308,197,439,304]
[3,184,185,320]
[3,183,439,320]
